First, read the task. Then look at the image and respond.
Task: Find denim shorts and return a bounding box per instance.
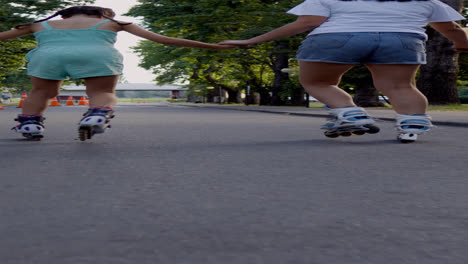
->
[297,32,427,64]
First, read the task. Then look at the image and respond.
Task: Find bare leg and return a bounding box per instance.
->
[84,75,119,108]
[299,61,356,108]
[22,77,62,115]
[366,64,427,114]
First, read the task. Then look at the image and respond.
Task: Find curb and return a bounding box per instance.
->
[176,103,468,128]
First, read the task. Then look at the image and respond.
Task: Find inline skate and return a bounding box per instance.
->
[395,114,432,143]
[321,106,380,138]
[78,107,114,141]
[12,114,45,140]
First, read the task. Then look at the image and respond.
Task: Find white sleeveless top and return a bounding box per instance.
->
[287,0,465,38]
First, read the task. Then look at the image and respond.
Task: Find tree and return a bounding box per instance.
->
[416,0,463,105]
[0,40,35,79]
[0,0,93,87]
[0,68,32,92]
[127,0,304,105]
[341,65,385,107]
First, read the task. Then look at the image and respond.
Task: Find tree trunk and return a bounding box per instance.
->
[290,86,305,106]
[227,89,241,103]
[353,79,384,107]
[416,0,462,105]
[259,90,272,105]
[203,70,242,103]
[270,41,289,106]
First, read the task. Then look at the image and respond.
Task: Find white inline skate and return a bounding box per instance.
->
[78,107,114,141]
[321,106,380,138]
[12,114,45,140]
[395,114,432,143]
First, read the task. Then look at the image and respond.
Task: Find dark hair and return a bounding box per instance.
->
[15,6,132,29]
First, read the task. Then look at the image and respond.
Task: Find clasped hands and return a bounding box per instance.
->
[212,39,253,49]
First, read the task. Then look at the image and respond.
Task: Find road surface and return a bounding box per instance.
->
[1,104,467,264]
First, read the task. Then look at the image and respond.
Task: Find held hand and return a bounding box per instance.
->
[210,44,238,50]
[217,40,253,47]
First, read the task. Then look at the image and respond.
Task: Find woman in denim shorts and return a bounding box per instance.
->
[221,0,468,143]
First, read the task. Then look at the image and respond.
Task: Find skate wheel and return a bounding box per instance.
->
[400,140,414,144]
[364,124,380,134]
[22,133,43,141]
[324,132,339,138]
[79,127,91,141]
[339,132,352,137]
[351,130,366,136]
[31,135,43,141]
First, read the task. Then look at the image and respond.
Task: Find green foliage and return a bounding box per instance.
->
[126,0,304,103]
[127,1,467,104]
[0,0,93,88]
[340,64,373,94]
[458,53,468,81]
[0,68,32,91]
[1,0,95,20]
[0,39,35,79]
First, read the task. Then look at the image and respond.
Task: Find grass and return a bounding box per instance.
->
[367,103,468,111]
[308,102,468,111]
[313,102,468,111]
[1,99,19,106]
[427,104,468,111]
[3,98,468,111]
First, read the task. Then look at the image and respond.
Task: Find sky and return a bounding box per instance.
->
[93,0,155,83]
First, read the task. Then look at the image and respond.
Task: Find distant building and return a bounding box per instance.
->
[60,83,188,100]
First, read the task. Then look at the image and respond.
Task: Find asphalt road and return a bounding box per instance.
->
[1,104,467,264]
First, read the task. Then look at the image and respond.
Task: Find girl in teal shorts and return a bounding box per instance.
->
[0,6,231,140]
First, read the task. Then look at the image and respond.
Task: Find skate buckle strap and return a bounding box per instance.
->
[399,120,431,130]
[14,115,45,130]
[328,107,371,120]
[84,107,114,118]
[91,107,113,111]
[342,110,371,121]
[15,114,45,122]
[396,115,433,135]
[398,118,432,129]
[12,120,45,133]
[324,106,376,129]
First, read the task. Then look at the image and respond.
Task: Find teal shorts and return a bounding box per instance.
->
[26,46,123,80]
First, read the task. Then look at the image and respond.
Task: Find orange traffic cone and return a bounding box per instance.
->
[65,96,75,106]
[78,96,89,106]
[17,92,27,108]
[49,97,61,107]
[0,102,5,110]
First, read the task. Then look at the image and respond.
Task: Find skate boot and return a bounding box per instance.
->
[78,107,114,141]
[395,114,432,143]
[321,106,380,138]
[12,114,45,140]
